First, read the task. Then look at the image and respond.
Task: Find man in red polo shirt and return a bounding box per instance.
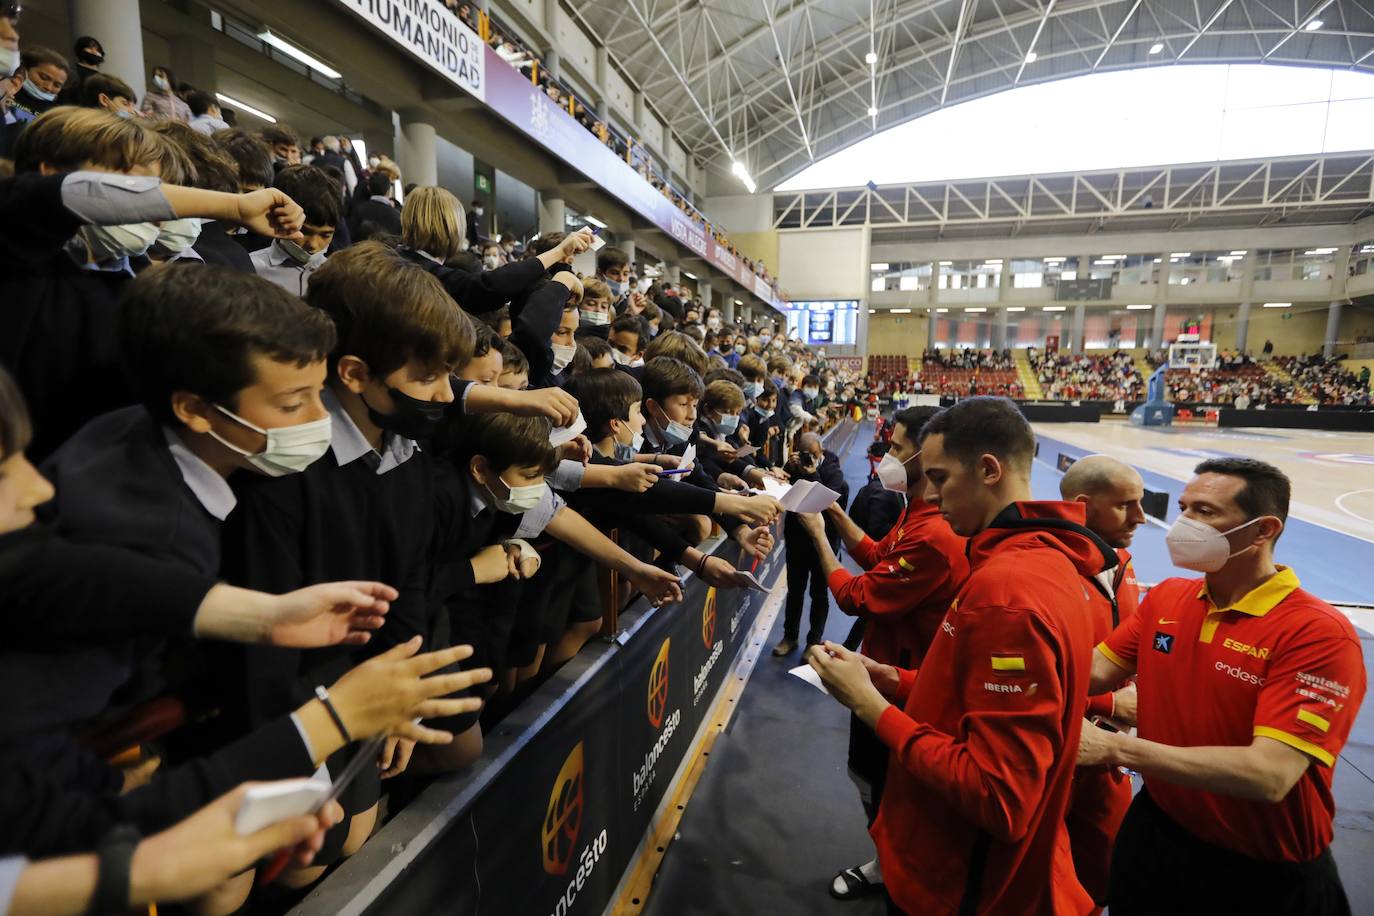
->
[795,405,970,901]
[810,397,1109,915]
[1058,455,1146,906]
[1080,457,1364,915]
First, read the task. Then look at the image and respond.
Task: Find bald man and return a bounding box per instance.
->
[1060,455,1146,908]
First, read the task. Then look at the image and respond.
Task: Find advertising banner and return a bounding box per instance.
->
[333,0,485,101]
[619,603,691,843]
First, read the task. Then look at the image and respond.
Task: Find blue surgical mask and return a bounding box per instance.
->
[653,408,692,447]
[717,413,740,434]
[743,381,763,398]
[756,407,774,420]
[22,82,57,103]
[606,278,624,297]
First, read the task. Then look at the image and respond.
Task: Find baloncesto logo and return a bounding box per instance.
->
[694,587,723,705]
[635,637,681,811]
[543,742,609,915]
[701,587,717,648]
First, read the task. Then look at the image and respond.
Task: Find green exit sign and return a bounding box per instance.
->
[475,174,491,193]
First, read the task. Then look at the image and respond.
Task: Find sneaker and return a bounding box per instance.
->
[771,638,797,657]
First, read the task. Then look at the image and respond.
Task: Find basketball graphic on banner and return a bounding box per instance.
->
[701,587,717,648]
[647,638,671,729]
[541,742,585,876]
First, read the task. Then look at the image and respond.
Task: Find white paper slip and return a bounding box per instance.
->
[733,444,759,459]
[779,480,840,514]
[760,476,791,500]
[678,443,696,472]
[550,411,587,447]
[735,569,770,592]
[589,232,606,252]
[788,664,831,696]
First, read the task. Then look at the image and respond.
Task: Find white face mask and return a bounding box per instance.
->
[803,387,820,400]
[876,449,918,493]
[81,222,161,262]
[486,476,545,514]
[208,405,332,477]
[483,254,500,270]
[152,217,203,255]
[609,347,633,367]
[551,343,576,373]
[717,413,740,434]
[153,74,170,92]
[580,310,610,326]
[706,317,721,330]
[0,46,19,80]
[474,207,484,216]
[1165,514,1268,572]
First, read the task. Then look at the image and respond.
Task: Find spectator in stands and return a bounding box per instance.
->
[259,123,303,168]
[250,164,340,295]
[54,34,102,106]
[349,171,402,241]
[186,90,229,136]
[139,65,190,123]
[76,72,137,118]
[9,46,67,123]
[467,197,482,243]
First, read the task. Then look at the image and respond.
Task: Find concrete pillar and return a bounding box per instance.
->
[594,46,610,120]
[1150,303,1168,350]
[721,295,736,324]
[621,239,637,267]
[1235,301,1251,353]
[543,49,560,82]
[699,282,713,312]
[1324,300,1343,358]
[633,92,645,131]
[927,309,938,348]
[664,263,681,285]
[538,195,565,236]
[69,0,147,100]
[1071,303,1086,355]
[993,308,1010,350]
[398,114,438,188]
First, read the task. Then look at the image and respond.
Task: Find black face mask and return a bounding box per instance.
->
[78,48,104,66]
[362,386,448,441]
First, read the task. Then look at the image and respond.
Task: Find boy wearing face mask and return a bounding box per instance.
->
[250,164,340,295]
[2,106,309,460]
[597,246,631,312]
[9,46,68,122]
[607,313,646,375]
[695,380,772,489]
[55,35,102,106]
[220,243,480,878]
[1082,458,1364,915]
[576,277,614,338]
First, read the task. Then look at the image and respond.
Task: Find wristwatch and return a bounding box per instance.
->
[91,824,142,914]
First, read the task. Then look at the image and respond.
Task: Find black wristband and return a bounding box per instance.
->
[91,824,141,915]
[314,684,352,745]
[695,552,710,576]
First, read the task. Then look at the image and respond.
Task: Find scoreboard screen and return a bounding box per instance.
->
[784,300,859,346]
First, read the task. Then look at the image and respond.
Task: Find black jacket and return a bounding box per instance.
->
[348,197,402,240]
[192,221,257,273]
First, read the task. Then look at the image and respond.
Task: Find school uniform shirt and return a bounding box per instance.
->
[1,172,176,458]
[1067,546,1139,904]
[565,451,719,562]
[827,496,968,669]
[250,240,320,296]
[871,501,1110,916]
[220,388,435,729]
[192,220,257,273]
[1100,567,1365,863]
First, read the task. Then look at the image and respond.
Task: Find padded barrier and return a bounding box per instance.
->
[1217,408,1374,432]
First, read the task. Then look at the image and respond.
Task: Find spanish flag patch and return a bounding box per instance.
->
[990,654,1026,675]
[1297,708,1331,734]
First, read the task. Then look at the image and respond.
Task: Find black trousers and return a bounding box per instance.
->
[1109,788,1351,916]
[782,530,836,646]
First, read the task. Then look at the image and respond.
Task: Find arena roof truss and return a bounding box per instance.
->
[568,0,1374,191]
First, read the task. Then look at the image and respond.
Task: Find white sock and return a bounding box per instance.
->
[859,857,881,883]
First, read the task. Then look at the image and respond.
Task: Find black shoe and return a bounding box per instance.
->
[772,638,797,657]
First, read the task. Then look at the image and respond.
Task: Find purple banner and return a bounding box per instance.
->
[481,49,783,309]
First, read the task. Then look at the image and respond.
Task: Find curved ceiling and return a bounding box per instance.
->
[568,0,1374,192]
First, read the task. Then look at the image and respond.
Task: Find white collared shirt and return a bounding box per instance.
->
[251,239,319,297]
[322,387,418,475]
[162,426,237,520]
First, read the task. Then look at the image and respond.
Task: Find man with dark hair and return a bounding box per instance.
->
[258,123,302,167]
[250,164,341,294]
[1081,457,1363,915]
[795,405,969,901]
[349,170,402,241]
[808,396,1108,915]
[55,34,103,105]
[608,313,645,372]
[596,245,631,310]
[185,90,228,136]
[1058,454,1145,906]
[214,128,275,192]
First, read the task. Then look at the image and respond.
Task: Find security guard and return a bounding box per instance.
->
[1081,458,1365,916]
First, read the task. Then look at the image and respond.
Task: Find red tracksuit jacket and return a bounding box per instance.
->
[1067,548,1140,906]
[870,501,1111,915]
[828,497,970,668]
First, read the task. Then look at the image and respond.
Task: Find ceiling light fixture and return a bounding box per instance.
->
[1149,42,1164,54]
[1127,304,1153,310]
[1025,51,1038,63]
[730,160,757,194]
[214,92,276,123]
[871,262,890,271]
[1043,305,1066,311]
[258,30,342,79]
[1305,18,1324,31]
[1263,302,1292,308]
[965,307,987,312]
[1006,306,1026,312]
[865,51,877,65]
[892,308,912,314]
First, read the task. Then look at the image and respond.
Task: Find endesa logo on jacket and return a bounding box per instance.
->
[542,742,585,875]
